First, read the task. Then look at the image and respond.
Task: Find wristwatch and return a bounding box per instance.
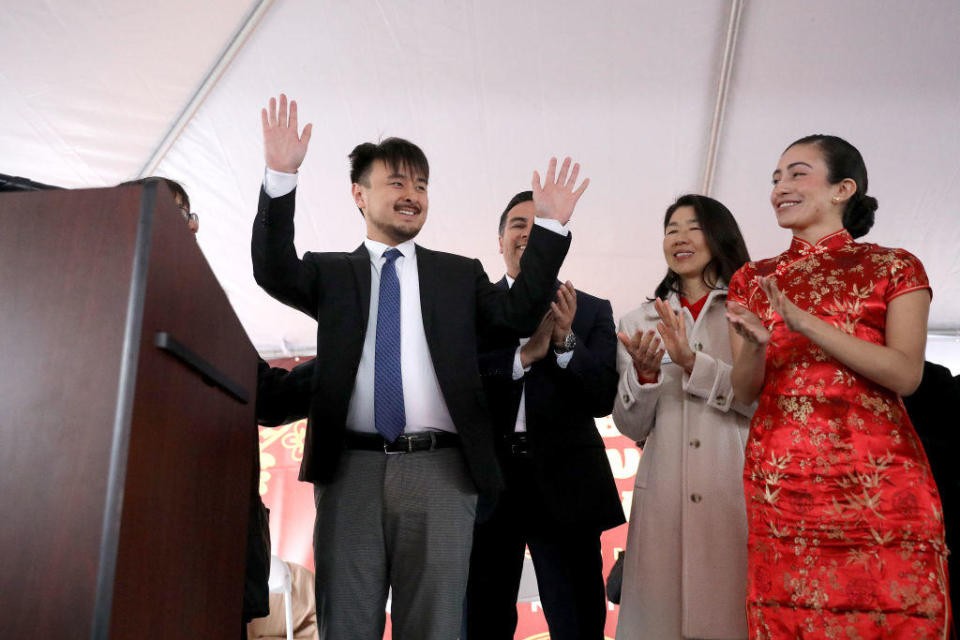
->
[553,332,577,354]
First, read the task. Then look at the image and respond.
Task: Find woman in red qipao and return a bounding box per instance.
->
[725,135,950,638]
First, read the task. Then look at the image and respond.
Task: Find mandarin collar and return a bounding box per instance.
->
[787,228,854,256]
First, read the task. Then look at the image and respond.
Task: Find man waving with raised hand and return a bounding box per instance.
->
[252,93,588,639]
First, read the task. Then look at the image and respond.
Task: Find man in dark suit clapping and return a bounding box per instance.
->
[251,94,588,639]
[464,191,624,639]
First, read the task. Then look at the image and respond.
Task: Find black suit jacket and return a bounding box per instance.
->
[903,361,960,562]
[251,187,570,495]
[478,278,625,531]
[256,357,315,428]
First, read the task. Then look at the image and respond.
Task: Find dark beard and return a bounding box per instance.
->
[373,217,421,243]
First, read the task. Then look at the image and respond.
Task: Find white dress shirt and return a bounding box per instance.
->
[264,168,569,435]
[347,237,458,433]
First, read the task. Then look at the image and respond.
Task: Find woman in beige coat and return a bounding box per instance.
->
[614,194,754,640]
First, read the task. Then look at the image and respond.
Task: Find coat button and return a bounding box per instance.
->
[693,341,703,352]
[689,439,701,448]
[690,493,702,503]
[622,394,630,403]
[716,395,725,403]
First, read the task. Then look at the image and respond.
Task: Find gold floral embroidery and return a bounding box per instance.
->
[833,369,856,387]
[858,393,898,421]
[777,395,815,425]
[869,251,899,269]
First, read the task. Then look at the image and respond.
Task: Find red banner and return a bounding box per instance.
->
[261,357,639,639]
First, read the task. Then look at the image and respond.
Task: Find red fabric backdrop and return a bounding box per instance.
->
[261,357,639,639]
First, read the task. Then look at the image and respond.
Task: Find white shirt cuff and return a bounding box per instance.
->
[264,167,299,198]
[555,350,573,368]
[512,346,530,380]
[533,216,569,236]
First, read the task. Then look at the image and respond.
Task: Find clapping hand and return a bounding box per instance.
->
[531,157,590,225]
[617,329,664,382]
[261,94,313,174]
[757,276,809,334]
[520,311,556,368]
[726,276,810,346]
[654,298,696,373]
[551,281,577,346]
[725,301,771,347]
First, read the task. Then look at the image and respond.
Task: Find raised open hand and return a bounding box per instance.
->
[531,157,589,225]
[617,329,664,381]
[654,298,695,373]
[726,301,771,347]
[261,94,313,174]
[550,281,577,345]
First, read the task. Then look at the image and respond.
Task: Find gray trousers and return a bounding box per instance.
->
[313,447,478,640]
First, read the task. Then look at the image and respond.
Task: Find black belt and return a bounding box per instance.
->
[343,431,460,454]
[500,432,531,457]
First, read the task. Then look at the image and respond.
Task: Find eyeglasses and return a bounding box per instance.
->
[178,205,199,225]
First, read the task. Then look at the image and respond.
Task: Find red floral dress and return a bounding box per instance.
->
[728,229,949,638]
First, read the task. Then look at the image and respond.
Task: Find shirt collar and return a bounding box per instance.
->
[505,274,515,288]
[364,237,416,263]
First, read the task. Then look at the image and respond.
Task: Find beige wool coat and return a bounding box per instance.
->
[613,289,754,640]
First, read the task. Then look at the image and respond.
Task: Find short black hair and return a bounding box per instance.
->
[498,190,533,236]
[348,137,429,187]
[652,194,750,300]
[119,177,190,212]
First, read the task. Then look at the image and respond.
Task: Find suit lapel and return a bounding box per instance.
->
[348,244,371,336]
[416,245,437,351]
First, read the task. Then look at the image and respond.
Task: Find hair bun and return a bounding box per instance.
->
[843,194,877,239]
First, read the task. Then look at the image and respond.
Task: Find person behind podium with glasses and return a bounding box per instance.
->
[119,177,199,233]
[613,194,753,640]
[120,175,298,637]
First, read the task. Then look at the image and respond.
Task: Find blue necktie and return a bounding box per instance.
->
[375,248,405,442]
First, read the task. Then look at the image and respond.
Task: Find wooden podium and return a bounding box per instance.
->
[0,182,259,639]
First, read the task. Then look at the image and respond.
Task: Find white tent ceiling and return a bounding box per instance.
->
[3,0,959,359]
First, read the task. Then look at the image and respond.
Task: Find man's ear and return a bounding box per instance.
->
[352,183,366,214]
[498,235,504,255]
